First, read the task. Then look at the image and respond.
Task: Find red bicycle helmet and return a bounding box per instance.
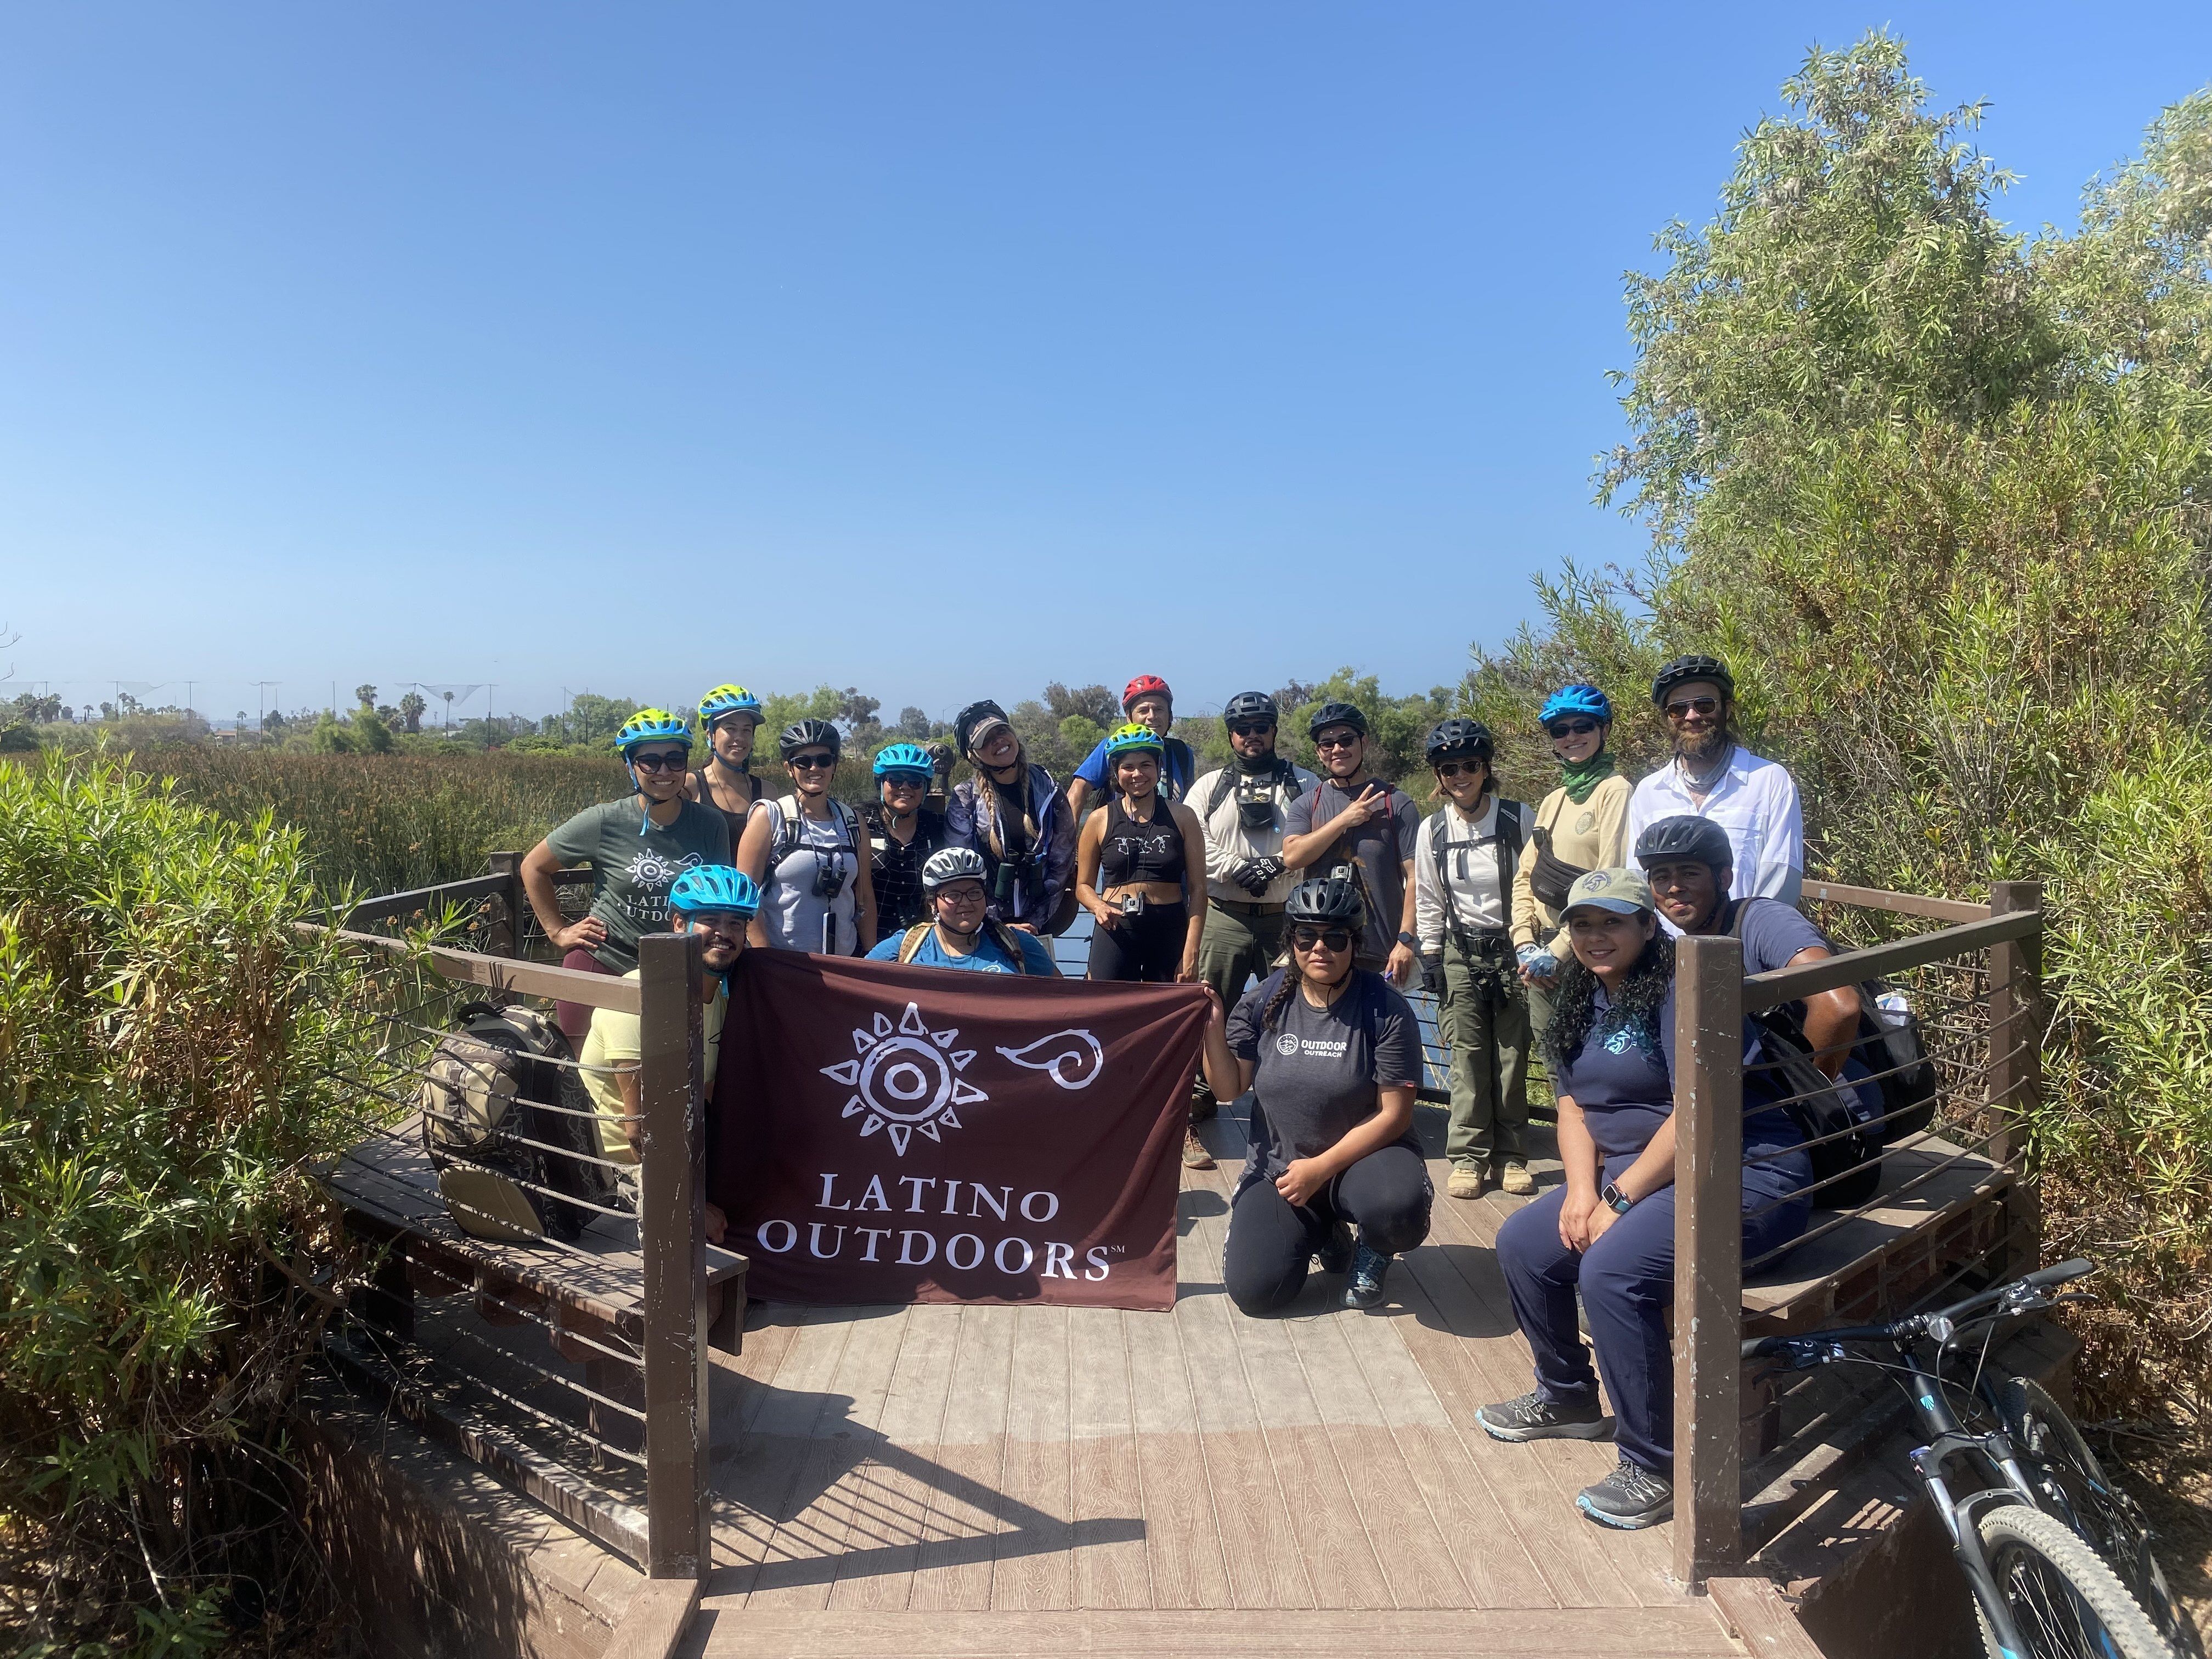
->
[1122,674,1172,712]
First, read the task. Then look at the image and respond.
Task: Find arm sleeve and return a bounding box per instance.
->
[1623,776,1656,866]
[943,785,977,849]
[1752,770,1806,901]
[1590,774,1634,869]
[1041,775,1078,900]
[1073,741,1109,789]
[589,1006,644,1066]
[1511,793,1551,948]
[1412,816,1444,952]
[1372,989,1424,1087]
[1190,772,1234,881]
[1391,794,1421,863]
[1737,899,1829,974]
[1019,933,1062,977]
[1282,790,1316,839]
[543,803,603,866]
[864,936,901,961]
[1224,983,1266,1061]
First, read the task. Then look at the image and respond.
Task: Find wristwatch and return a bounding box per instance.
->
[1397,931,1419,949]
[1600,1181,1634,1215]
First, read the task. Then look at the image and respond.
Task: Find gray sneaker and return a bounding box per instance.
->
[1342,1242,1391,1309]
[1313,1221,1355,1276]
[1476,1389,1613,1443]
[1576,1457,1673,1529]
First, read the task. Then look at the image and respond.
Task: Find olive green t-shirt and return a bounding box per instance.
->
[542,797,732,973]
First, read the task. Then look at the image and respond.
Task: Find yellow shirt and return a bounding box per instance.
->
[578,969,727,1165]
[1510,772,1633,956]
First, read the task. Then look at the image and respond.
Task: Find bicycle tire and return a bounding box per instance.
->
[1997,1377,2206,1659]
[1972,1504,2176,1659]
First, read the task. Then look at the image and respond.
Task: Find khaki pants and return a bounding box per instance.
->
[1440,939,1531,1167]
[1194,904,1286,1105]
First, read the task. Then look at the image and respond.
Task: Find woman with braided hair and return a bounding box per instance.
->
[943,699,1077,934]
[1197,877,1434,1315]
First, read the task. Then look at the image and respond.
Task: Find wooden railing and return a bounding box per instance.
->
[1669,878,2044,1588]
[320,884,714,1585]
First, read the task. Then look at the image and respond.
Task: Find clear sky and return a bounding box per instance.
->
[4,3,2208,729]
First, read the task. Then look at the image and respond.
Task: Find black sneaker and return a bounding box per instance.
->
[1342,1242,1391,1309]
[1576,1457,1673,1529]
[1475,1389,1614,1443]
[1314,1221,1355,1276]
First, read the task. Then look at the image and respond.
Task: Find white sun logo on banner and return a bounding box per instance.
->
[820,1001,988,1156]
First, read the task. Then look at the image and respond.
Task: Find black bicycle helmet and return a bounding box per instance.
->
[1223,690,1278,725]
[778,718,842,760]
[1634,814,1735,873]
[1284,876,1364,926]
[1651,654,1735,708]
[953,698,1011,758]
[1306,701,1368,741]
[1424,717,1494,765]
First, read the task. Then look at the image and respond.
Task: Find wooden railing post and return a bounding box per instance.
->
[487,851,521,958]
[1987,879,2044,1272]
[637,930,708,1581]
[1672,932,1745,1590]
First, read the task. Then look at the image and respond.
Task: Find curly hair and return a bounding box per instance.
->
[1540,925,1675,1078]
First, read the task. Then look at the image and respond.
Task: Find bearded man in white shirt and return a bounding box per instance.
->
[1624,656,1805,907]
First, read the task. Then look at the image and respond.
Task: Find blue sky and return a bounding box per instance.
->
[4,3,2208,729]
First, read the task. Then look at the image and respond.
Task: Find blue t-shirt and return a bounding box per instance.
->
[865,925,1061,976]
[1728,898,1885,1126]
[1554,981,1803,1159]
[1074,734,1195,802]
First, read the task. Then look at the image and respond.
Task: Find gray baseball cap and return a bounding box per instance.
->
[1563,866,1655,917]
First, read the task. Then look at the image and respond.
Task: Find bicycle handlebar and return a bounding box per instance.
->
[1740,1259,2097,1364]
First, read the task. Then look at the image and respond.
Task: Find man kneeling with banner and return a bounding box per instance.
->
[713,926,1206,1311]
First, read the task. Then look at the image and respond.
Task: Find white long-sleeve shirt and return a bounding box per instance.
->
[1413,795,1536,952]
[1192,760,1322,905]
[1625,745,1805,904]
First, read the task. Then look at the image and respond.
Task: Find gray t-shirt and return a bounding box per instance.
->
[542,797,732,973]
[1283,778,1422,967]
[1227,969,1426,1186]
[757,796,864,956]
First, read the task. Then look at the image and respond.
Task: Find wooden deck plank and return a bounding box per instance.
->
[991,1304,1075,1609]
[1067,1307,1151,1609]
[826,1306,961,1610]
[743,1307,910,1609]
[1121,1286,1233,1610]
[713,1307,860,1593]
[907,1306,1017,1611]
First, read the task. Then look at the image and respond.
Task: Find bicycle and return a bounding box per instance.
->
[1744,1258,2203,1659]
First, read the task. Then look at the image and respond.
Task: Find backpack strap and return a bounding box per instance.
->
[1431,799,1523,947]
[896,923,934,964]
[985,919,1037,973]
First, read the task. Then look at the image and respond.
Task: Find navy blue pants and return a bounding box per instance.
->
[1495,1150,1810,1474]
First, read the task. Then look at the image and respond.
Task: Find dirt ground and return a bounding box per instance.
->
[2109,1429,2212,1648]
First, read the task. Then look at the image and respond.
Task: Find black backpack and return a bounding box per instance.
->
[417,1002,605,1243]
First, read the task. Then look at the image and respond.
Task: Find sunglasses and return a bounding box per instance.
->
[1664,695,1722,719]
[629,751,689,773]
[1546,719,1600,738]
[1435,760,1485,778]
[789,752,837,770]
[882,772,929,789]
[1290,926,1353,953]
[1228,723,1276,738]
[1313,733,1361,750]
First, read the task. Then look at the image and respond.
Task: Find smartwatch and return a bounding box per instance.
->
[1600,1181,1634,1215]
[1397,931,1420,949]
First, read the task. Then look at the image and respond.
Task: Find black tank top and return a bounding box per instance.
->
[1100,797,1184,887]
[690,766,757,849]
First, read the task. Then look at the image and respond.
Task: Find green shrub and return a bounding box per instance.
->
[0,752,392,1655]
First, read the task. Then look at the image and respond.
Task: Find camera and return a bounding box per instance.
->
[1118,892,1147,917]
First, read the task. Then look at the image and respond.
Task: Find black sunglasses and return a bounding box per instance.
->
[1228,722,1276,738]
[881,772,929,788]
[789,752,837,770]
[1546,719,1600,738]
[1664,695,1722,719]
[629,751,689,772]
[1435,760,1485,778]
[1290,926,1353,952]
[1313,732,1361,750]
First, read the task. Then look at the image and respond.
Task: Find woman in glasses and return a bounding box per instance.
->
[1510,685,1632,1041]
[1198,878,1432,1315]
[735,719,878,956]
[864,742,946,933]
[684,683,765,845]
[520,709,734,1044]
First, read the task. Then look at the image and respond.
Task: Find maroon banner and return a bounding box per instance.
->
[709,951,1210,1311]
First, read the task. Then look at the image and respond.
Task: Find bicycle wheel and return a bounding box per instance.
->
[1973,1504,2176,1659]
[1997,1377,2205,1659]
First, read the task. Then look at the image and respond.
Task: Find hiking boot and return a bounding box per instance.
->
[1475,1389,1614,1444]
[1188,1095,1219,1124]
[1576,1457,1673,1530]
[1314,1221,1355,1276]
[1181,1129,1215,1170]
[1446,1164,1487,1200]
[1342,1242,1392,1309]
[1498,1160,1536,1197]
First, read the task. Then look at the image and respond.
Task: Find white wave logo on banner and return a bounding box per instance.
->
[995,1029,1105,1091]
[820,1001,988,1156]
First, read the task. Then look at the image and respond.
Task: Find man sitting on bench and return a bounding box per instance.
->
[580,865,761,1244]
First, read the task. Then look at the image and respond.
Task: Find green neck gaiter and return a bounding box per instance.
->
[1559,752,1618,805]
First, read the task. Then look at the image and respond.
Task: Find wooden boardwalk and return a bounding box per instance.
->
[680,1107,1756,1657]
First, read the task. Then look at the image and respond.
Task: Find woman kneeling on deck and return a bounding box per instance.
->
[1197,877,1433,1316]
[1476,867,1812,1531]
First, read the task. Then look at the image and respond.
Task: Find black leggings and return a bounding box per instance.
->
[1087,900,1187,983]
[1222,1142,1434,1316]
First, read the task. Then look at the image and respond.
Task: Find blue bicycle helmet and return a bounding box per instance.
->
[613,708,691,753]
[667,865,761,920]
[872,742,935,781]
[697,684,763,730]
[1104,721,1166,761]
[1539,684,1612,726]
